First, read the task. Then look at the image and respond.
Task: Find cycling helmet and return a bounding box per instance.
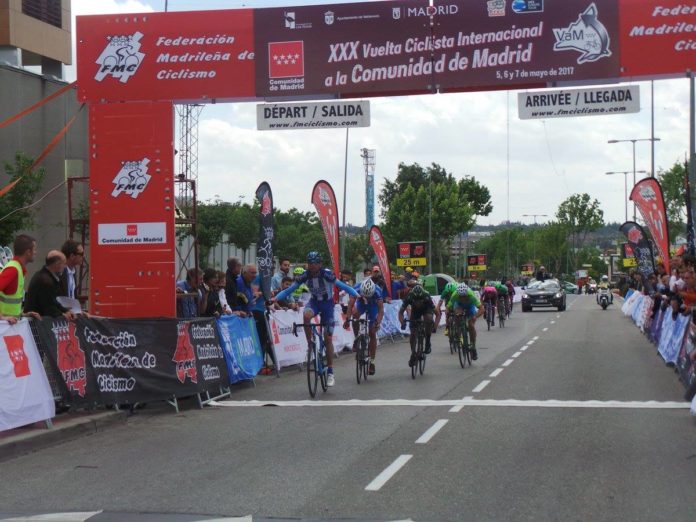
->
[306,251,322,264]
[456,282,469,296]
[293,266,305,275]
[359,278,376,298]
[411,284,425,297]
[601,275,608,281]
[444,282,457,294]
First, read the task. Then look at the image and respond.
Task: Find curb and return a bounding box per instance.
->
[0,410,128,463]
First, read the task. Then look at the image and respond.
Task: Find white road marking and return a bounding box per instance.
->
[415,419,449,444]
[2,513,104,521]
[556,314,560,318]
[542,327,548,332]
[512,352,522,358]
[533,336,539,340]
[472,380,491,393]
[550,321,556,324]
[365,454,413,491]
[489,368,504,377]
[520,346,528,352]
[502,359,514,367]
[449,395,473,413]
[525,340,535,345]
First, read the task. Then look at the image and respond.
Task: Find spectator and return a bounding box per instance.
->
[372,272,389,302]
[251,269,275,372]
[217,271,233,315]
[338,269,353,313]
[199,268,222,317]
[24,250,72,319]
[234,264,258,315]
[362,267,373,280]
[271,257,291,293]
[274,276,298,311]
[391,272,405,300]
[59,239,85,300]
[404,266,414,280]
[0,234,39,320]
[176,267,202,319]
[225,257,242,313]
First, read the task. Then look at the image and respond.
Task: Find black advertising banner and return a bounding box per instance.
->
[676,326,696,401]
[254,0,434,98]
[619,221,655,279]
[434,0,620,92]
[256,182,274,301]
[37,317,228,406]
[253,0,620,99]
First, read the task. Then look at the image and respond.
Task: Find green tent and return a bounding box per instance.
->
[422,273,456,295]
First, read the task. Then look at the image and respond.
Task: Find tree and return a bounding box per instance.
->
[556,193,604,267]
[273,208,328,264]
[344,232,374,273]
[0,153,46,246]
[196,197,236,267]
[658,161,687,243]
[380,162,492,272]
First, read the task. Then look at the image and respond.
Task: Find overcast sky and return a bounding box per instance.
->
[69,0,694,229]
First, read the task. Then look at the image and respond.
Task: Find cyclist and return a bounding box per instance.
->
[447,282,482,360]
[344,278,384,376]
[492,281,508,319]
[398,283,436,367]
[435,282,458,335]
[503,277,516,314]
[479,280,498,326]
[291,266,310,301]
[275,251,358,387]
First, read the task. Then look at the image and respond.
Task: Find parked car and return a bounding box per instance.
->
[521,279,566,312]
[561,281,579,294]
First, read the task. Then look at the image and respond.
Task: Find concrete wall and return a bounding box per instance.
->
[0,63,88,273]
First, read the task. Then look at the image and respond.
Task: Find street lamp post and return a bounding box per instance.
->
[522,213,547,268]
[607,138,661,221]
[606,170,647,223]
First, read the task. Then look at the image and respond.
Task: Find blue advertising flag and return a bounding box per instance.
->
[216,315,264,383]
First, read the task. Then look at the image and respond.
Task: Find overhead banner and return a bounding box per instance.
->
[630,178,670,273]
[369,225,392,298]
[36,317,228,406]
[518,85,640,120]
[76,9,256,102]
[216,315,264,383]
[619,0,696,78]
[255,182,274,301]
[257,100,370,130]
[619,221,655,279]
[311,180,341,275]
[0,320,55,432]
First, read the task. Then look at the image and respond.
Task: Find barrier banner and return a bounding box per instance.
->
[36,317,228,406]
[369,225,392,299]
[0,320,55,431]
[216,315,263,383]
[268,308,306,368]
[676,323,696,400]
[311,180,341,275]
[658,312,689,364]
[630,178,670,273]
[255,182,274,301]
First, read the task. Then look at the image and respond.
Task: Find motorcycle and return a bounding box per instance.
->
[598,287,611,310]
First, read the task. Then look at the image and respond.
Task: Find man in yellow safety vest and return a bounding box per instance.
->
[0,234,40,323]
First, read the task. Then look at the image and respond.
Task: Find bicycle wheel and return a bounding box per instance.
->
[361,335,369,382]
[319,343,328,392]
[457,320,467,368]
[450,321,461,364]
[486,304,492,330]
[410,333,417,380]
[418,330,426,376]
[498,303,505,328]
[307,342,318,398]
[463,326,472,366]
[447,316,455,354]
[355,336,362,384]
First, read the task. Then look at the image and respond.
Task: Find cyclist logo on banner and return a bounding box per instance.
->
[553,3,612,64]
[95,32,145,83]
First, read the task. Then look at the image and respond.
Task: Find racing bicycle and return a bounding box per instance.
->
[292,322,328,398]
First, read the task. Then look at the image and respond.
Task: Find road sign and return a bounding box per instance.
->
[396,257,426,267]
[467,254,487,272]
[257,100,370,130]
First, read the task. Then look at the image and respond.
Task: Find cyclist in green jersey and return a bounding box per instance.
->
[447,283,483,360]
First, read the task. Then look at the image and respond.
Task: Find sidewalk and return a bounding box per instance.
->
[0,409,128,463]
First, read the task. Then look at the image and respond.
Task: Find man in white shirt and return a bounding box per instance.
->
[271,258,291,293]
[59,239,85,300]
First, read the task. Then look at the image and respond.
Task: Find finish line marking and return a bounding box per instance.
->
[209,399,690,409]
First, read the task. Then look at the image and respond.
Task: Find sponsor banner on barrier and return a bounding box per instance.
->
[36,317,228,406]
[76,9,256,102]
[677,325,696,400]
[518,85,640,120]
[257,100,370,130]
[658,312,690,364]
[0,320,55,431]
[216,315,264,383]
[619,0,696,78]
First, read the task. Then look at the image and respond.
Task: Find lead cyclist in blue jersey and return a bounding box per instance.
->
[275,251,359,387]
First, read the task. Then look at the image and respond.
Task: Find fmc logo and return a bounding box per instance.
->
[111,158,151,199]
[95,32,145,83]
[553,3,611,64]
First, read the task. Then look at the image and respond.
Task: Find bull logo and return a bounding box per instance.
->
[95,32,145,83]
[553,4,611,64]
[173,322,198,384]
[54,321,87,397]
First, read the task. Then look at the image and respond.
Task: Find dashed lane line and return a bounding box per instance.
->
[542,327,549,332]
[502,359,514,367]
[489,368,504,377]
[472,380,491,393]
[415,419,449,444]
[365,454,413,491]
[511,351,522,358]
[449,395,473,413]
